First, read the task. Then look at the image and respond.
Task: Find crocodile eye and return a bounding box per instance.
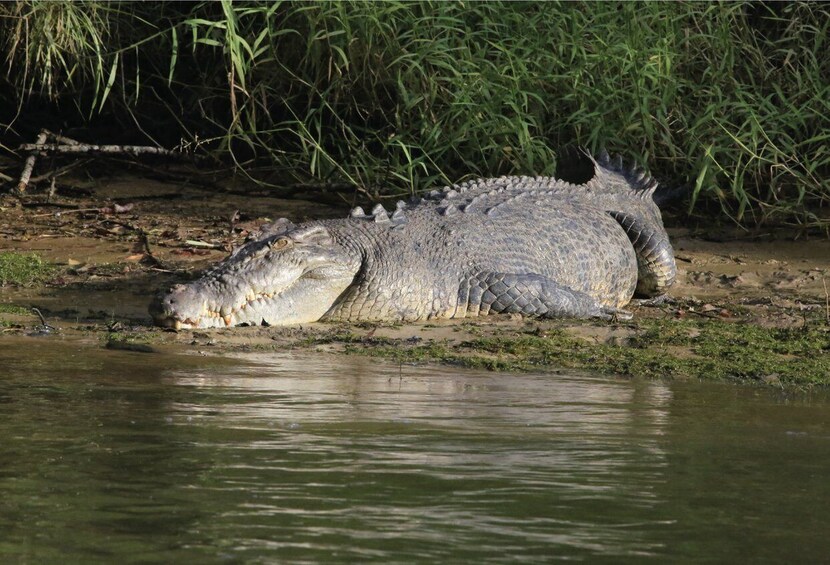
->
[270,237,291,250]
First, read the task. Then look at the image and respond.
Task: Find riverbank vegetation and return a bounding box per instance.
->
[0,251,53,286]
[1,1,828,229]
[329,316,830,387]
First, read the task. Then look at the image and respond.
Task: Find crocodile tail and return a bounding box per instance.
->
[580,149,676,295]
[608,210,676,296]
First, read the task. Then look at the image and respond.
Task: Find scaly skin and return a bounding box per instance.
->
[150,152,676,329]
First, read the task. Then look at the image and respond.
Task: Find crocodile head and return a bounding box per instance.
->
[150,224,359,329]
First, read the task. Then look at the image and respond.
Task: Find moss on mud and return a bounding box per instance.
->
[0,304,31,328]
[104,333,161,353]
[0,304,31,315]
[332,318,830,387]
[0,252,55,286]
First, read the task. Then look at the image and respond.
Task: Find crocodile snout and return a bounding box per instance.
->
[149,284,189,327]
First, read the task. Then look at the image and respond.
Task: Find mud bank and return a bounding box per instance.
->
[1,173,828,386]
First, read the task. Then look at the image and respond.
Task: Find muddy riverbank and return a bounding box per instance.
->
[1,171,828,386]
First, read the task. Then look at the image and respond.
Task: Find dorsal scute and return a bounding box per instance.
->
[347,200,408,226]
[346,150,660,223]
[423,175,565,203]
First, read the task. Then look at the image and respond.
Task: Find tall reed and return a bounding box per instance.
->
[1,1,827,229]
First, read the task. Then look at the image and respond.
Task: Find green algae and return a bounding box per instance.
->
[0,304,31,328]
[0,304,31,315]
[336,318,830,387]
[104,332,162,353]
[21,309,826,387]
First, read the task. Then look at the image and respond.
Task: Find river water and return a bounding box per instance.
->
[1,337,828,563]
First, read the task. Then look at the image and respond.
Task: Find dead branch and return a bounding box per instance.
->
[50,133,83,146]
[15,129,49,194]
[18,143,189,159]
[12,129,195,196]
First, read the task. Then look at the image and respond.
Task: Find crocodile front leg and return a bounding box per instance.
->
[455,272,631,320]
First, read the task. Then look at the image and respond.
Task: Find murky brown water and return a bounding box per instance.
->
[1,336,829,562]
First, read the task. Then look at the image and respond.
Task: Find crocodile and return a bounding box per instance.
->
[150,151,676,329]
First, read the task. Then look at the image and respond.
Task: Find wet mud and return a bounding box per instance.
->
[1,172,828,385]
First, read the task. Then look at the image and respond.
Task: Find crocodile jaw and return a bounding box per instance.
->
[151,267,356,329]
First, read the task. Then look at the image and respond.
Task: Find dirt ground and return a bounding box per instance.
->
[1,164,828,382]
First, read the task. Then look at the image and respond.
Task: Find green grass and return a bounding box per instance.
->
[1,1,828,230]
[0,304,30,315]
[0,252,54,286]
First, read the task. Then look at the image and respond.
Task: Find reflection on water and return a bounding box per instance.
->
[0,337,828,562]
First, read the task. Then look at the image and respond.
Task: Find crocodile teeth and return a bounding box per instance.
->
[350,206,366,218]
[223,315,232,327]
